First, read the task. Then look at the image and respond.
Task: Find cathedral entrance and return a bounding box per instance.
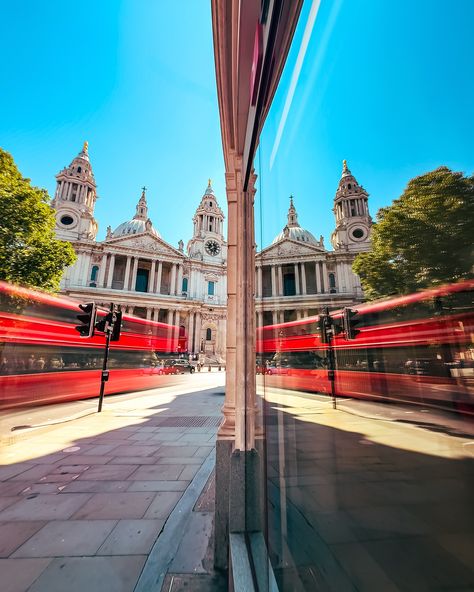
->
[135,268,149,292]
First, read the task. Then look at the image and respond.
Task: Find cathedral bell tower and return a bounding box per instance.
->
[331,160,372,252]
[187,180,226,262]
[52,142,98,241]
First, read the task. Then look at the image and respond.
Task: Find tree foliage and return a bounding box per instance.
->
[353,167,474,299]
[0,148,76,291]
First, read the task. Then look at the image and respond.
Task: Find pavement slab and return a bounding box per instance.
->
[127,480,190,492]
[0,557,52,592]
[61,480,131,493]
[72,492,155,519]
[97,519,165,555]
[144,491,183,519]
[76,464,137,480]
[27,555,147,592]
[12,520,117,557]
[0,493,92,521]
[129,464,185,481]
[0,521,46,557]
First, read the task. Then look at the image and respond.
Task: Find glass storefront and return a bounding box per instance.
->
[254,1,474,590]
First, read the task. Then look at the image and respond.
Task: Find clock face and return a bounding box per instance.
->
[205,240,221,256]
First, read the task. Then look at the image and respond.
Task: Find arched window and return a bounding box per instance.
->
[77,166,82,173]
[208,281,215,296]
[329,273,336,293]
[182,277,188,293]
[206,328,212,341]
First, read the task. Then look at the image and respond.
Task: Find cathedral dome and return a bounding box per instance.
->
[272,226,319,245]
[112,218,160,238]
[108,187,160,239]
[271,196,320,245]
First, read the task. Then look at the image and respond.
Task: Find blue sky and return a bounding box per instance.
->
[1,1,473,251]
[0,1,224,246]
[256,0,474,248]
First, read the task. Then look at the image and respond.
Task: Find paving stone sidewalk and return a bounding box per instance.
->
[0,378,226,592]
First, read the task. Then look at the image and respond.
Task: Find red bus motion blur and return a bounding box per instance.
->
[0,282,187,409]
[257,281,474,415]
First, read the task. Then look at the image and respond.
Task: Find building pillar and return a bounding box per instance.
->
[321,261,328,293]
[131,257,139,292]
[315,262,321,293]
[106,254,115,289]
[177,264,184,295]
[67,182,72,200]
[148,260,156,293]
[336,263,344,292]
[270,265,276,297]
[301,262,307,295]
[156,261,163,294]
[170,264,177,296]
[257,266,263,298]
[194,312,202,353]
[294,263,300,295]
[187,312,194,353]
[272,310,278,325]
[146,308,152,321]
[98,253,107,287]
[124,256,132,291]
[167,310,173,325]
[153,308,159,322]
[278,265,283,296]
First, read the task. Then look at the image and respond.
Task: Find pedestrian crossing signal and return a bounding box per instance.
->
[75,302,97,338]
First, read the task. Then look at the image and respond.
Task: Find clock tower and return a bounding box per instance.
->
[187,180,226,263]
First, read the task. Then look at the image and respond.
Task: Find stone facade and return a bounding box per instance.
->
[51,145,372,358]
[256,161,372,326]
[52,144,227,360]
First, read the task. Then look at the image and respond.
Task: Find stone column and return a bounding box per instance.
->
[194,312,202,353]
[176,311,181,351]
[270,265,276,297]
[187,312,194,353]
[321,261,328,293]
[156,262,163,294]
[278,266,283,296]
[67,182,72,200]
[124,256,132,291]
[257,266,263,298]
[336,263,344,292]
[146,308,152,321]
[315,261,321,293]
[177,264,184,295]
[131,257,139,292]
[106,254,115,289]
[98,253,108,287]
[301,262,307,295]
[148,260,156,293]
[294,263,300,295]
[170,264,177,296]
[167,310,173,325]
[153,308,159,322]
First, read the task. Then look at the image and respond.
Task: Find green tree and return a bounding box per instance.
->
[353,167,474,299]
[0,147,76,291]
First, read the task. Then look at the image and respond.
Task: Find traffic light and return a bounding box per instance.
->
[75,302,97,338]
[95,308,122,342]
[319,313,331,344]
[343,307,361,340]
[110,310,122,342]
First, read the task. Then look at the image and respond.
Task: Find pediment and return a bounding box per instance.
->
[103,232,183,257]
[258,239,325,261]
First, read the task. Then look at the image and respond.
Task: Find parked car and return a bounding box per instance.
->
[163,359,195,374]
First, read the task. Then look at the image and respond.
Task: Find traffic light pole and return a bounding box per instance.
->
[97,327,111,413]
